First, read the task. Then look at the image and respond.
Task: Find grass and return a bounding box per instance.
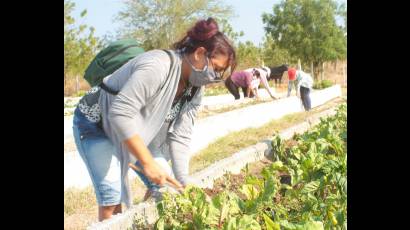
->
[64,186,97,216]
[197,98,273,119]
[64,177,146,230]
[204,84,229,96]
[189,97,344,173]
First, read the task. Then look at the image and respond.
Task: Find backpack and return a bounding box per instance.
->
[84,39,145,87]
[79,45,199,125]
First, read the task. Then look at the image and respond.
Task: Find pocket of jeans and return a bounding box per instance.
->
[76,120,106,140]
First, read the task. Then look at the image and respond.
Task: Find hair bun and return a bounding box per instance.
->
[188,17,219,41]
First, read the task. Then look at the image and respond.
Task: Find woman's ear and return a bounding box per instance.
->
[193,47,207,61]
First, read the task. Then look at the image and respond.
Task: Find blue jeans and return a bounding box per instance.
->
[287,80,297,97]
[72,108,156,205]
[300,86,311,111]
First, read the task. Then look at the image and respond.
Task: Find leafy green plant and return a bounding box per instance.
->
[313,80,334,89]
[152,103,347,230]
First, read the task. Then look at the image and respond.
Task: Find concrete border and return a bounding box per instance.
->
[87,106,340,230]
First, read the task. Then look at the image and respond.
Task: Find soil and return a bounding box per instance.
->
[204,158,272,198]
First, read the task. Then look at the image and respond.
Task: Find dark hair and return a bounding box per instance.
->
[173,17,237,74]
[253,70,260,78]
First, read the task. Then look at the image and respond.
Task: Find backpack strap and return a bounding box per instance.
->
[99,82,119,95]
[99,49,176,95]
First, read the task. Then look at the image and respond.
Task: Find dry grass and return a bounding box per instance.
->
[197,98,273,119]
[64,177,146,230]
[64,77,91,97]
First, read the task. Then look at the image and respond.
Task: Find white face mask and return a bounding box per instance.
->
[185,54,223,87]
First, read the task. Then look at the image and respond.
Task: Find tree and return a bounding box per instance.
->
[262,0,347,80]
[218,18,244,45]
[337,2,347,34]
[261,34,294,67]
[64,0,101,88]
[115,0,234,50]
[236,41,263,70]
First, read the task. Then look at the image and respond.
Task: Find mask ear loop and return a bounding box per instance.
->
[184,53,209,72]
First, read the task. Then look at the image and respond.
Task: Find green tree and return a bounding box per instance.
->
[262,0,347,79]
[64,0,101,88]
[115,0,234,50]
[218,18,244,45]
[236,41,263,70]
[337,2,347,33]
[261,34,294,67]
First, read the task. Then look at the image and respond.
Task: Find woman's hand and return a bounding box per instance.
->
[143,161,183,189]
[124,135,183,190]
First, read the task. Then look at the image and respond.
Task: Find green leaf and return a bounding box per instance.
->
[280,184,293,190]
[80,9,87,17]
[155,217,165,230]
[223,217,238,230]
[240,184,259,200]
[224,215,261,230]
[271,161,284,169]
[279,220,324,230]
[245,175,264,188]
[335,173,347,194]
[302,181,320,194]
[204,203,220,226]
[263,213,280,230]
[303,221,324,230]
[211,192,242,226]
[237,215,261,230]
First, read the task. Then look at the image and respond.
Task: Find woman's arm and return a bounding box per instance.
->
[246,87,252,98]
[260,74,276,99]
[108,56,182,188]
[253,87,259,99]
[124,135,182,188]
[167,87,203,185]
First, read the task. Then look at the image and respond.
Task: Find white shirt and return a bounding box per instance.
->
[296,70,314,89]
[244,67,275,98]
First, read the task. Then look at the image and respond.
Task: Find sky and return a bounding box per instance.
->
[70,0,346,45]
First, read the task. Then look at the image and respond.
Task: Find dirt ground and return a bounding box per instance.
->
[204,158,273,198]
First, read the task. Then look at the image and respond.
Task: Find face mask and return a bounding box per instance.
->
[185,55,223,87]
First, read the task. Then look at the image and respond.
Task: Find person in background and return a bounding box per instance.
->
[244,67,278,100]
[249,69,261,99]
[296,69,314,111]
[225,70,260,100]
[287,66,298,97]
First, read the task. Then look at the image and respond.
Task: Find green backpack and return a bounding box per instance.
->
[84,39,145,87]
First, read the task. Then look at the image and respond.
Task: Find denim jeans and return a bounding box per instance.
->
[300,86,311,111]
[72,107,122,206]
[287,80,298,97]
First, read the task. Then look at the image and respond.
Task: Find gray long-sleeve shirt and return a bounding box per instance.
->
[98,49,203,207]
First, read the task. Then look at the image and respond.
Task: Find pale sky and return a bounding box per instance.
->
[70,0,346,45]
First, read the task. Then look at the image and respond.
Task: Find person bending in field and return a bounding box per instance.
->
[296,69,314,111]
[244,67,278,100]
[72,17,236,221]
[225,69,261,100]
